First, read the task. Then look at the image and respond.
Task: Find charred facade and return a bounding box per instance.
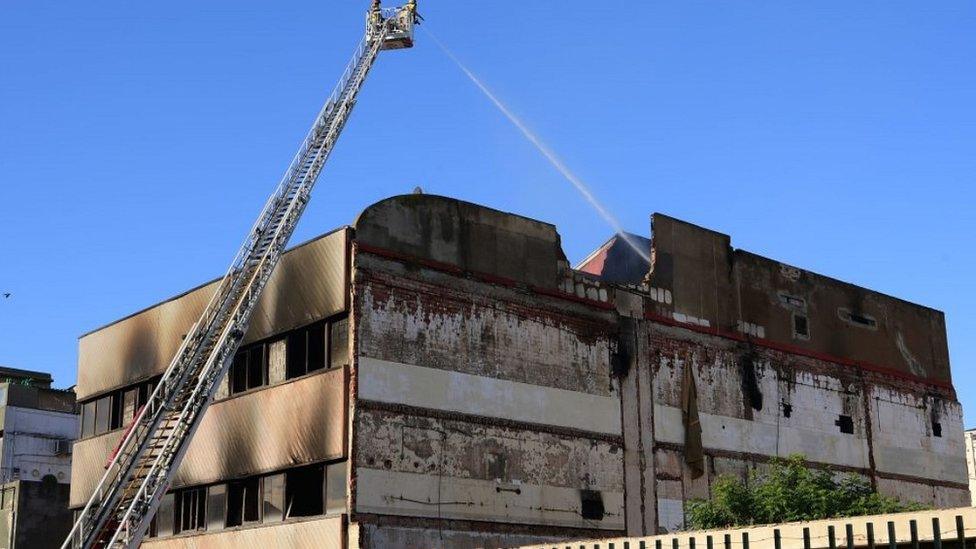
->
[70,195,967,548]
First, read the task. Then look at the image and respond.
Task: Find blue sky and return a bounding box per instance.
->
[1,2,974,424]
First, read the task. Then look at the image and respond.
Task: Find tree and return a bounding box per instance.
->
[685,454,925,529]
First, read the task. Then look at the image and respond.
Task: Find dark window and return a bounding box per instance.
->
[226,477,261,527]
[286,330,308,379]
[230,344,267,395]
[175,487,207,534]
[230,352,248,394]
[793,314,809,339]
[206,484,226,531]
[840,308,878,329]
[248,345,266,387]
[932,420,943,438]
[307,323,326,373]
[81,401,95,439]
[285,464,324,518]
[580,489,605,521]
[109,392,123,430]
[835,415,854,434]
[263,473,285,523]
[329,317,349,369]
[325,461,347,515]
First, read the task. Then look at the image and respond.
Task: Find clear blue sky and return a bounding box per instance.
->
[1,2,974,424]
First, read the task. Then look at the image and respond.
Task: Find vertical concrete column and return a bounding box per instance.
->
[617,291,657,535]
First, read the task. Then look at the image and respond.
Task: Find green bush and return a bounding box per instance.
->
[685,455,925,529]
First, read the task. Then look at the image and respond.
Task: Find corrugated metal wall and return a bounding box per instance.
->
[70,368,347,508]
[76,228,349,401]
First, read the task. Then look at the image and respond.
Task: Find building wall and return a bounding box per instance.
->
[69,195,968,548]
[350,195,624,548]
[966,429,976,506]
[0,406,77,485]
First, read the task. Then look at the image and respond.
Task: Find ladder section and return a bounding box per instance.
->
[63,4,416,548]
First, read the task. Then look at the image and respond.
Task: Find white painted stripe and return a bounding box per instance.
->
[358,357,621,435]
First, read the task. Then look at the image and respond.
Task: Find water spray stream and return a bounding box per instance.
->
[423,27,651,264]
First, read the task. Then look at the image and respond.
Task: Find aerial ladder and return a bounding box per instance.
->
[62,2,418,547]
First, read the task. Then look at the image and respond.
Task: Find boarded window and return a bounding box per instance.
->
[330,317,349,369]
[206,484,226,532]
[325,461,347,515]
[175,487,206,534]
[263,473,285,523]
[285,464,323,518]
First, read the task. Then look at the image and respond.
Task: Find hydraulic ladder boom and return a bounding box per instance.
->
[63,3,417,547]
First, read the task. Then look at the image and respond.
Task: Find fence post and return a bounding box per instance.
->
[932,518,941,549]
[957,515,967,549]
[829,525,837,549]
[910,520,919,549]
[690,537,696,549]
[707,535,713,549]
[867,523,875,549]
[775,529,782,549]
[888,521,896,549]
[743,532,750,549]
[847,524,855,549]
[803,527,811,549]
[724,534,731,549]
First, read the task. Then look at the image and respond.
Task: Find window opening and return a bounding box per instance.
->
[835,414,854,434]
[285,464,324,518]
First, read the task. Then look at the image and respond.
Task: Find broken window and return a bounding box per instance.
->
[835,414,854,434]
[206,484,226,532]
[285,464,324,518]
[226,477,261,527]
[839,308,878,329]
[263,473,285,523]
[109,392,123,431]
[580,489,605,521]
[230,343,267,395]
[156,492,175,537]
[122,388,137,426]
[329,317,349,369]
[175,487,207,534]
[792,313,809,340]
[325,461,347,515]
[932,420,943,438]
[80,401,95,438]
[778,293,806,310]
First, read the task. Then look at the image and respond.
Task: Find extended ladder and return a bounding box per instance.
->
[63,3,417,547]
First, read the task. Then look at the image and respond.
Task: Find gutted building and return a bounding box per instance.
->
[70,194,967,548]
